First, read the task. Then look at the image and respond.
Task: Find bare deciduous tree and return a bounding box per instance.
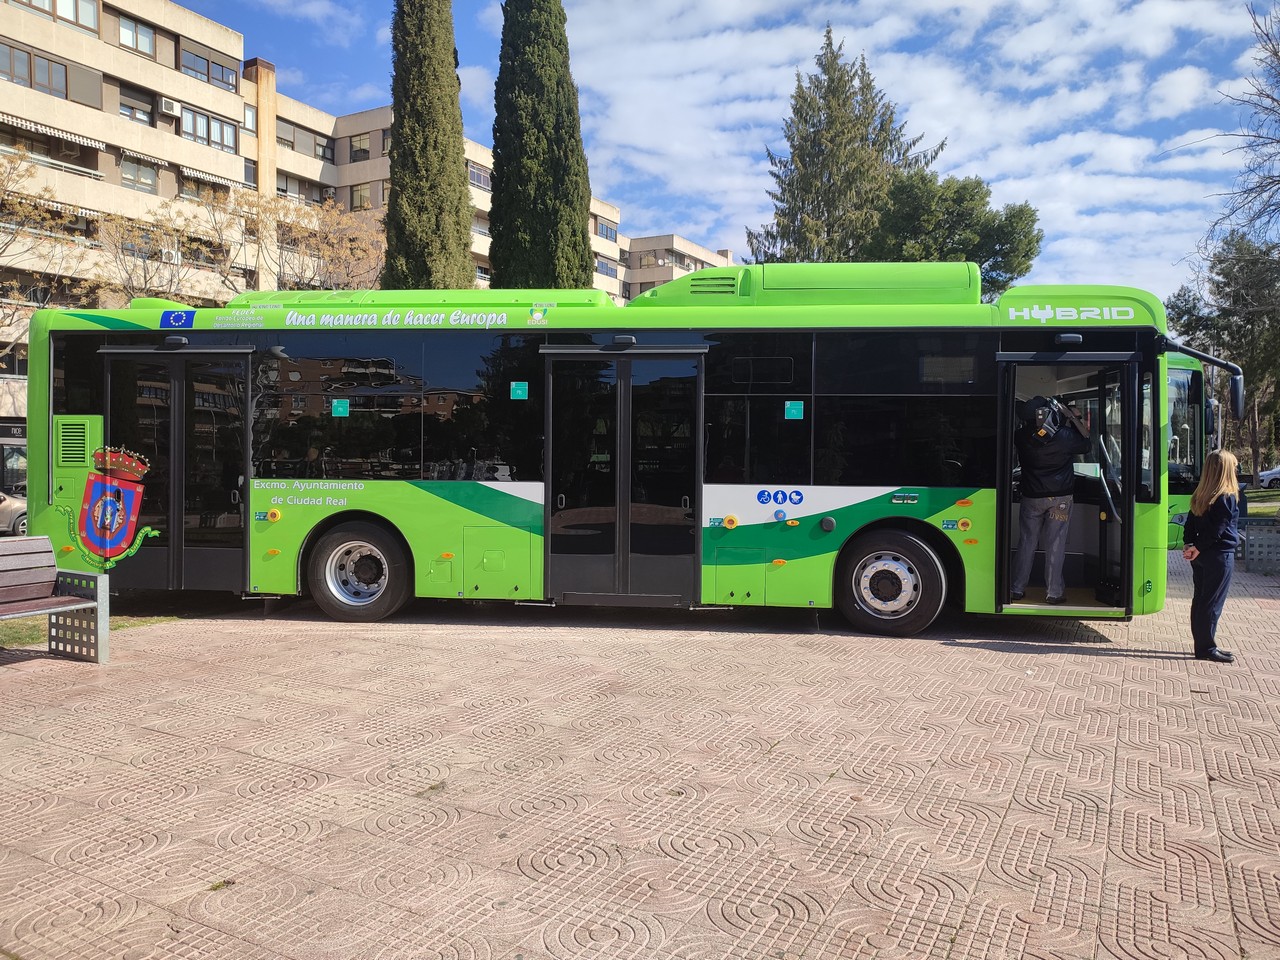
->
[1220,4,1280,237]
[91,199,203,304]
[268,199,385,291]
[0,147,91,363]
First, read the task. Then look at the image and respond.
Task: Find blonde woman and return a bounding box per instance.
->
[1181,450,1242,663]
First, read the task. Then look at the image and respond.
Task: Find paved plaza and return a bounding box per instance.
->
[1,555,1279,960]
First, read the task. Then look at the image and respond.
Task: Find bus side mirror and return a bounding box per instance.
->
[1230,374,1245,421]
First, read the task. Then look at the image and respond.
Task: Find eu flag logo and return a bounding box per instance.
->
[161,310,195,328]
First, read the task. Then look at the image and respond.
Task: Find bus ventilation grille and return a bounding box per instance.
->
[689,276,738,296]
[57,422,88,467]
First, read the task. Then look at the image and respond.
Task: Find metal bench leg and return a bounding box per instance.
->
[48,574,110,664]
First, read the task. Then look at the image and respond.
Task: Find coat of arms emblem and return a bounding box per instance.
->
[78,447,151,560]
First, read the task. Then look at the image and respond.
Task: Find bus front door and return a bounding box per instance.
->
[546,353,702,606]
[999,356,1136,613]
[101,349,251,592]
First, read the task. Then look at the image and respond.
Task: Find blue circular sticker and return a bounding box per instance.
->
[789,490,804,504]
[773,490,787,504]
[757,489,772,504]
[774,509,787,521]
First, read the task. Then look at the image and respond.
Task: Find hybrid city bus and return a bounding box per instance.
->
[26,262,1244,636]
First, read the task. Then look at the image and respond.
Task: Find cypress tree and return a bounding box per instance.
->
[488,0,594,289]
[383,0,475,289]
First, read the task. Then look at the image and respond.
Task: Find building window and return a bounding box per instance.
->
[181,107,237,154]
[56,0,97,31]
[596,220,618,243]
[210,61,236,91]
[350,132,369,162]
[381,129,390,155]
[276,121,294,150]
[471,218,489,237]
[595,258,618,279]
[33,55,67,98]
[381,179,391,204]
[17,0,100,32]
[476,264,491,282]
[0,43,31,87]
[243,104,256,132]
[119,16,154,55]
[315,136,333,162]
[180,50,207,81]
[118,84,152,124]
[244,158,257,186]
[276,174,318,203]
[0,129,48,156]
[179,178,200,199]
[350,182,370,211]
[121,157,157,193]
[10,0,54,16]
[181,50,237,91]
[468,161,491,191]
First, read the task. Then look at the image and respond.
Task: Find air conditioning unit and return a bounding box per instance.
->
[321,187,336,200]
[160,248,182,265]
[58,141,80,159]
[159,97,182,118]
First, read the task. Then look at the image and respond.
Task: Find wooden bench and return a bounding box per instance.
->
[0,536,109,663]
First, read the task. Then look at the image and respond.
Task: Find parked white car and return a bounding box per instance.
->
[1259,464,1280,489]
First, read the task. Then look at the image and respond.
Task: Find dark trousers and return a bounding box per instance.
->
[1190,550,1234,656]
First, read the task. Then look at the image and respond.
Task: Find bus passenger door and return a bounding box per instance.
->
[544,349,703,606]
[100,348,252,592]
[998,355,1136,613]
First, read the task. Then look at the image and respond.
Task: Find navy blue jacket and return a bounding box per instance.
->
[1015,421,1092,499]
[1183,494,1240,552]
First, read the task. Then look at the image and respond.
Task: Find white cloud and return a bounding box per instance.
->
[1147,66,1216,120]
[253,0,364,45]
[375,20,391,48]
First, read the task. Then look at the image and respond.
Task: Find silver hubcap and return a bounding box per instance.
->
[324,540,388,606]
[853,551,920,619]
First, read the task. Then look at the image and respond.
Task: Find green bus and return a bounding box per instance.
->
[1166,351,1214,547]
[26,262,1243,636]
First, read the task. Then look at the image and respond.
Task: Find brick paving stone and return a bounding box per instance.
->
[2,552,1280,959]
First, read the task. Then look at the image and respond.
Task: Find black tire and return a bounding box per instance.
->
[14,513,26,537]
[306,522,411,622]
[834,531,947,637]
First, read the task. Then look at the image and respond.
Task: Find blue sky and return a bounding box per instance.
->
[182,0,1261,299]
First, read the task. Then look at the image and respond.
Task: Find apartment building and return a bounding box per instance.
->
[0,0,734,428]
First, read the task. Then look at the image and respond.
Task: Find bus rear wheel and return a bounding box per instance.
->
[835,532,947,637]
[307,522,411,622]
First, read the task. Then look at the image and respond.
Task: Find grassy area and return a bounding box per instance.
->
[1246,484,1280,517]
[0,613,180,650]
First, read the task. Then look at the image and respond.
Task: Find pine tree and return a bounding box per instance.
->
[383,0,474,290]
[747,27,944,263]
[488,0,594,289]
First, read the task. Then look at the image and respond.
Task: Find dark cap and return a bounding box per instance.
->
[1023,396,1050,421]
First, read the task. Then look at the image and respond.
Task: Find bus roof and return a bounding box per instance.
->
[31,262,1168,334]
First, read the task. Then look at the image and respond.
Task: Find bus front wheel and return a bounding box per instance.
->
[307,522,411,622]
[835,532,947,637]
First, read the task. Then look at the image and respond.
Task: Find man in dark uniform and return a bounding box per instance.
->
[1011,396,1092,603]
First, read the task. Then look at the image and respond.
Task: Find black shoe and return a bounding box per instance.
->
[1195,648,1235,663]
[1010,592,1024,601]
[1045,595,1067,605]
